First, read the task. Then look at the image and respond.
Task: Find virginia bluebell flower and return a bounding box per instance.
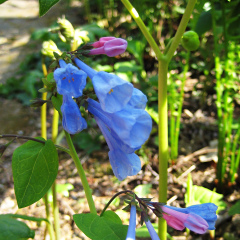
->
[144,220,160,240]
[61,95,87,134]
[87,98,152,150]
[54,59,87,98]
[153,203,218,234]
[126,203,137,240]
[94,115,141,181]
[74,58,133,113]
[128,88,148,109]
[163,203,218,230]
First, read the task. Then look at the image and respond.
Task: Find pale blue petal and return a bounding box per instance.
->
[108,150,141,181]
[54,61,87,98]
[61,95,87,134]
[126,205,137,240]
[144,220,160,240]
[128,88,147,109]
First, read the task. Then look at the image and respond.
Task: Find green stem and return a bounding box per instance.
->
[158,59,168,240]
[64,131,97,214]
[165,0,197,62]
[51,108,60,240]
[120,0,162,60]
[0,134,70,154]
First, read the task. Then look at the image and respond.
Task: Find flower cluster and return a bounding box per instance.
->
[125,200,218,240]
[53,37,152,181]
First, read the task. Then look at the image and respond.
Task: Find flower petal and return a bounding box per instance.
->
[54,61,87,98]
[126,204,137,240]
[61,95,87,134]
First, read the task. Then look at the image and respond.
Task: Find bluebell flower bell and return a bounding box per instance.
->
[61,95,87,134]
[126,204,137,240]
[94,116,141,181]
[128,88,148,109]
[144,220,160,240]
[87,98,152,150]
[164,203,218,230]
[74,58,133,113]
[54,59,87,98]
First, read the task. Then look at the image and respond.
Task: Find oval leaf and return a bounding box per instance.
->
[0,215,35,240]
[12,138,58,208]
[73,211,128,240]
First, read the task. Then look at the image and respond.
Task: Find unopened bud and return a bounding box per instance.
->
[41,40,61,59]
[89,37,128,57]
[58,18,75,42]
[181,31,200,51]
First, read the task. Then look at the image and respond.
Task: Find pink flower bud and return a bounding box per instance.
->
[89,37,128,57]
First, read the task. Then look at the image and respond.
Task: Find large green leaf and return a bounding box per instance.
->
[185,185,226,213]
[12,138,59,208]
[73,211,128,240]
[0,0,8,4]
[39,0,60,17]
[0,215,35,240]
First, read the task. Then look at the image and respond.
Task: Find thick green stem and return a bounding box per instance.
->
[158,59,168,240]
[120,0,162,60]
[64,131,97,214]
[165,0,197,62]
[51,108,60,240]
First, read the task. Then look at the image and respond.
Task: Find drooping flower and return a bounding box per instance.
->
[90,37,128,57]
[54,59,87,98]
[61,95,87,134]
[87,98,152,150]
[149,202,217,234]
[144,220,160,240]
[74,58,133,113]
[163,203,218,230]
[94,115,141,181]
[126,204,137,240]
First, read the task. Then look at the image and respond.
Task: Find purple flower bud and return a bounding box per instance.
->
[90,37,128,57]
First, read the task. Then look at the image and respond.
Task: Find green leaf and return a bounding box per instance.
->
[134,184,152,197]
[73,211,128,240]
[0,215,35,240]
[39,0,60,17]
[195,10,212,36]
[0,0,8,4]
[12,138,59,208]
[228,200,240,216]
[51,94,63,114]
[185,185,226,213]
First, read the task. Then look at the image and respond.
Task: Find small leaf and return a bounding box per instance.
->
[39,0,60,17]
[0,0,8,4]
[228,200,240,216]
[12,138,59,208]
[73,211,128,240]
[38,87,50,93]
[0,215,35,240]
[51,94,63,114]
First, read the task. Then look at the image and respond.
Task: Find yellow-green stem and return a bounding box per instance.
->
[165,0,197,62]
[158,59,168,240]
[64,131,97,214]
[120,0,162,60]
[41,59,55,240]
[51,108,60,240]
